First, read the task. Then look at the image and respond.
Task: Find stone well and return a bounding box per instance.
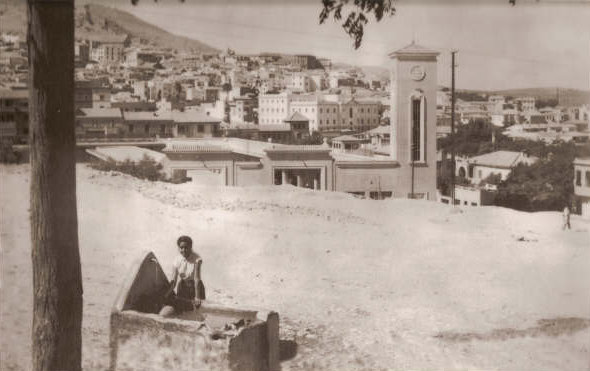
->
[109,251,279,371]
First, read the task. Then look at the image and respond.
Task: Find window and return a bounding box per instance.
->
[411,98,421,162]
[198,125,204,133]
[586,171,590,187]
[369,191,392,200]
[576,170,582,186]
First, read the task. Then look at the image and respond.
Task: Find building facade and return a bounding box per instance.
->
[573,157,590,219]
[0,89,28,143]
[258,92,291,125]
[388,42,439,199]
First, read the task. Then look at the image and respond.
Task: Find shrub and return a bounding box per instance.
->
[89,154,166,181]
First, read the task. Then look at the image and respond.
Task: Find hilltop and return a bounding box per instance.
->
[448,86,590,106]
[0,2,217,53]
[1,164,589,370]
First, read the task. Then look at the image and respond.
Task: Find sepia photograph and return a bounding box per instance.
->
[1,0,589,370]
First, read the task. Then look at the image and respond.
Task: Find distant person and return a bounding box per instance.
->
[159,235,206,317]
[562,206,571,230]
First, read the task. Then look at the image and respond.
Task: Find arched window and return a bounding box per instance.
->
[409,90,426,162]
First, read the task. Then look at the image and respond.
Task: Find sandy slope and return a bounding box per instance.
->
[1,164,589,370]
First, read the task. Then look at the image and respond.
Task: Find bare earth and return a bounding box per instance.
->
[1,164,589,370]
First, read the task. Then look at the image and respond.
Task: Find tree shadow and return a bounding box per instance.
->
[279,339,298,361]
[434,317,590,343]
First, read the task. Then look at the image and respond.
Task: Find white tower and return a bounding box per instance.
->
[389,42,439,199]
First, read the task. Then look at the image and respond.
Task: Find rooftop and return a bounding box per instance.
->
[88,146,166,163]
[574,157,590,166]
[332,134,367,143]
[0,89,28,100]
[78,108,122,118]
[124,111,173,121]
[365,126,390,135]
[258,124,291,132]
[171,110,222,123]
[388,41,440,58]
[469,150,537,169]
[284,111,309,122]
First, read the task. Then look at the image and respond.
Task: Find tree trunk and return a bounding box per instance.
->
[27,0,83,370]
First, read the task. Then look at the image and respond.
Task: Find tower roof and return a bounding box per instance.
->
[388,42,440,58]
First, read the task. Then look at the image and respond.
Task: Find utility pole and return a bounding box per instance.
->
[450,50,457,206]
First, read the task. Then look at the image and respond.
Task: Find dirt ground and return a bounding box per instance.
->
[1,164,589,370]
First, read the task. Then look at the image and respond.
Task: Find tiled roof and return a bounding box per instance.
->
[124,111,173,121]
[78,108,122,118]
[469,150,537,169]
[264,144,331,153]
[332,135,366,142]
[163,143,231,153]
[574,157,590,166]
[258,124,291,132]
[171,110,222,123]
[0,89,28,99]
[365,126,390,135]
[226,123,259,130]
[90,146,166,163]
[284,111,309,122]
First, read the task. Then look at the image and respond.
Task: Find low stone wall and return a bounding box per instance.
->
[109,251,279,371]
[110,307,279,371]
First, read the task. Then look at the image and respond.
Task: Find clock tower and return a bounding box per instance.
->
[389,42,439,199]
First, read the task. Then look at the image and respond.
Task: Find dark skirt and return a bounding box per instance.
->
[166,279,206,313]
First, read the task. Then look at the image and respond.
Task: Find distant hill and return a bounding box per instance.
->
[0,2,217,53]
[0,0,27,36]
[442,87,590,106]
[493,87,590,106]
[330,63,389,81]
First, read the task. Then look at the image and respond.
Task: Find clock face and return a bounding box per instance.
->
[410,65,426,81]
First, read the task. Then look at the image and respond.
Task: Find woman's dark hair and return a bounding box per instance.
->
[177,235,193,247]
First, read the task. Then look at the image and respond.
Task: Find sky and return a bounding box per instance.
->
[106,0,590,91]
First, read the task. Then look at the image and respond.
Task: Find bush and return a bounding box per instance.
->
[89,154,166,181]
[495,142,576,212]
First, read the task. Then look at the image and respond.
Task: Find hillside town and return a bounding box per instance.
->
[1,22,590,218]
[2,1,590,370]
